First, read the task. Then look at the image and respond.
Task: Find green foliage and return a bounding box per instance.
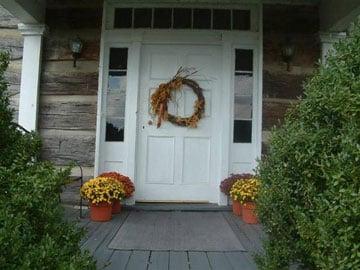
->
[0,52,41,167]
[256,21,360,270]
[0,52,95,269]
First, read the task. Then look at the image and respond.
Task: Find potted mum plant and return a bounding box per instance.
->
[80,177,125,221]
[99,172,135,214]
[230,178,260,224]
[220,173,254,215]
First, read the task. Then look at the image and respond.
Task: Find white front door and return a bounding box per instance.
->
[136,44,222,202]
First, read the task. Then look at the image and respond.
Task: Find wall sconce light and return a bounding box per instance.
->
[69,36,83,67]
[281,37,295,72]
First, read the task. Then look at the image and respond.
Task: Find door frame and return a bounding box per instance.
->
[95,2,263,205]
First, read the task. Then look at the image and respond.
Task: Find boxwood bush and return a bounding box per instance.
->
[256,22,360,269]
[0,52,96,269]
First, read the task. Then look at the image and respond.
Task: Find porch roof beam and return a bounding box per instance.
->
[0,0,45,24]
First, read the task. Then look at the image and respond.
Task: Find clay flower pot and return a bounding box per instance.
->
[90,202,112,222]
[112,199,122,214]
[232,200,242,216]
[242,202,258,224]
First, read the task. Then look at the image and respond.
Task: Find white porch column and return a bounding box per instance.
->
[319,32,346,63]
[17,23,47,131]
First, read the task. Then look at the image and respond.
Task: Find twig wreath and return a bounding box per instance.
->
[150,67,205,128]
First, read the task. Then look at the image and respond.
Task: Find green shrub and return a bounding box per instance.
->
[0,52,96,269]
[256,22,360,270]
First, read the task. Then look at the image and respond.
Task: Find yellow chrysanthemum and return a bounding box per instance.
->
[80,177,126,204]
[230,178,260,204]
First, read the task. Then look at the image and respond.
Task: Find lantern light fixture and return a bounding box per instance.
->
[69,36,83,68]
[281,37,295,72]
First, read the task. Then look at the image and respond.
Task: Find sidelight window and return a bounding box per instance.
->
[233,49,253,143]
[105,48,128,142]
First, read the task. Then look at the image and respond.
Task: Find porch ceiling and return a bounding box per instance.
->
[320,0,360,32]
[0,0,45,24]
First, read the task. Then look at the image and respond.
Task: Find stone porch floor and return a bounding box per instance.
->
[65,205,265,270]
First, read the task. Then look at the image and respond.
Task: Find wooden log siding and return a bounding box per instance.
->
[262,4,320,154]
[262,98,299,130]
[0,6,23,122]
[263,71,308,99]
[40,71,99,95]
[40,130,96,167]
[39,4,103,170]
[39,96,97,130]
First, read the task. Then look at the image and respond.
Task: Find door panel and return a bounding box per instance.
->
[146,136,175,184]
[136,44,222,202]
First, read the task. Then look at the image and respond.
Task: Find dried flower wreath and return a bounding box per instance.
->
[150,67,205,128]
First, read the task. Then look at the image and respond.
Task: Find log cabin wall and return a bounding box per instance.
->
[0,6,23,122]
[39,0,103,177]
[262,4,320,154]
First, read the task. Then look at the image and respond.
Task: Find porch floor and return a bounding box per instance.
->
[65,206,265,270]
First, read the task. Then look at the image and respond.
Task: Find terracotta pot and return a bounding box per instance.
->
[242,202,258,224]
[90,202,112,222]
[112,199,122,214]
[232,200,242,216]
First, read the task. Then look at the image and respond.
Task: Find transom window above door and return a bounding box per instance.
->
[113,7,251,30]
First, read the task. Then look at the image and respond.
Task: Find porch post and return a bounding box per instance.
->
[17,23,47,131]
[319,32,346,63]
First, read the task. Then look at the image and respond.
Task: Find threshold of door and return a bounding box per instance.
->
[124,202,231,212]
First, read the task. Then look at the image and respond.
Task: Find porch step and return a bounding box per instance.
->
[123,203,231,212]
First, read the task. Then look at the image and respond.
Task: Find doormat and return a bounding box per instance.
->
[108,211,245,251]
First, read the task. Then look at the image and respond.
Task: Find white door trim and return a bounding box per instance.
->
[95,2,263,205]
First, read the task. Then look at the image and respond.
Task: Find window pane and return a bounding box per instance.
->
[234,49,253,143]
[235,49,253,71]
[106,48,128,142]
[213,9,231,30]
[233,120,252,143]
[193,9,211,29]
[134,8,152,28]
[234,74,253,120]
[106,118,124,142]
[232,10,250,30]
[235,73,253,96]
[107,74,126,117]
[108,71,126,90]
[109,48,128,70]
[234,94,252,119]
[173,8,191,29]
[154,8,172,28]
[114,8,132,28]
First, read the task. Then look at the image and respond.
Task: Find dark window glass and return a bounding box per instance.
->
[173,8,191,29]
[109,48,128,70]
[193,9,211,29]
[235,49,253,71]
[106,119,124,142]
[134,8,152,28]
[114,8,132,28]
[213,9,231,30]
[154,8,172,28]
[233,10,250,30]
[233,120,252,143]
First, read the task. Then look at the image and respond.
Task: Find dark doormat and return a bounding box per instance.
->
[108,211,245,251]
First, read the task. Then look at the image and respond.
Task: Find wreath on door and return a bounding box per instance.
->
[150,67,205,128]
